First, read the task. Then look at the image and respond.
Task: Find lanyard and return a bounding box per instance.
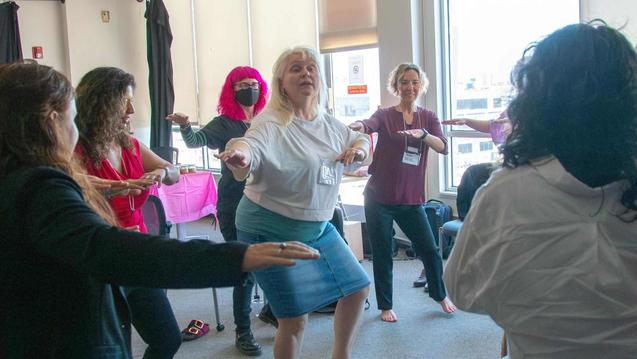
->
[402,110,423,154]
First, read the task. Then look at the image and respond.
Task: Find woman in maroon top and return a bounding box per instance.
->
[350,63,456,322]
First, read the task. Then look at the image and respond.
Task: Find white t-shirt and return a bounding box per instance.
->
[444,156,637,359]
[229,110,370,221]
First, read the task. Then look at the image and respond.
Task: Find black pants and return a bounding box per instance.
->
[218,210,255,333]
[364,196,447,310]
[123,287,181,359]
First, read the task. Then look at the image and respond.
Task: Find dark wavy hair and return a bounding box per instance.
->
[217,66,269,120]
[502,21,637,212]
[75,67,135,166]
[0,63,116,224]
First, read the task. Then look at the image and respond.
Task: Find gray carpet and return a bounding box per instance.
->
[131,217,502,358]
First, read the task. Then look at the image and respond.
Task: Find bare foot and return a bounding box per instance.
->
[380,309,398,322]
[439,297,457,314]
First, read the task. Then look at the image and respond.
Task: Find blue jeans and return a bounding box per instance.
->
[123,287,181,359]
[218,210,255,333]
[364,195,447,309]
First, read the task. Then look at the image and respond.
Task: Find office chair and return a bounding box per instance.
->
[141,195,172,236]
[140,195,225,332]
[151,146,179,164]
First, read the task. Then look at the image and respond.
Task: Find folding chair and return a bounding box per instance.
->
[141,195,224,332]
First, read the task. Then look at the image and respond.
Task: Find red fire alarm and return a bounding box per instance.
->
[32,46,43,59]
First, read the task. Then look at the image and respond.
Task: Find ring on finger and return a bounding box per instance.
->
[279,242,287,251]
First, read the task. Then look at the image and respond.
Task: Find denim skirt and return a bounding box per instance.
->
[237,223,370,318]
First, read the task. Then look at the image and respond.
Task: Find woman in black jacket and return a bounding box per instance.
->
[0,63,318,359]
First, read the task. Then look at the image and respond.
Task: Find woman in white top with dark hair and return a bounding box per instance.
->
[218,46,371,359]
[444,22,637,358]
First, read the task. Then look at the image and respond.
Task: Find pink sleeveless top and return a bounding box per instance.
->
[77,137,150,233]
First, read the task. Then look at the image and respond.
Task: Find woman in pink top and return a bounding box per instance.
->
[75,67,181,359]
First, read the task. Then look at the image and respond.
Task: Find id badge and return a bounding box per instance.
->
[318,158,338,185]
[402,146,421,166]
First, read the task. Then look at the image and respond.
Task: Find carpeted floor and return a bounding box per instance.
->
[131,216,502,359]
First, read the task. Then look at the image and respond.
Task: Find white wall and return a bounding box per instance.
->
[192,0,251,123]
[63,0,150,142]
[16,0,69,75]
[250,0,319,86]
[583,0,637,45]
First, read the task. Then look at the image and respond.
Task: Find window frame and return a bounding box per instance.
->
[436,0,582,193]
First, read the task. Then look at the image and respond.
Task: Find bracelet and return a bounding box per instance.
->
[179,122,191,130]
[421,128,429,139]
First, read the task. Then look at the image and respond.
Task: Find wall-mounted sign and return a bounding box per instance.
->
[348,55,364,84]
[32,46,43,59]
[347,85,368,94]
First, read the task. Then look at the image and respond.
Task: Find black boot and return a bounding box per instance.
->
[235,330,262,356]
[257,304,278,328]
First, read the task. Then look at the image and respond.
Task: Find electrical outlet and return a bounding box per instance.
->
[101,10,110,23]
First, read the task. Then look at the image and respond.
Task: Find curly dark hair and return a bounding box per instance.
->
[502,21,637,212]
[75,67,135,166]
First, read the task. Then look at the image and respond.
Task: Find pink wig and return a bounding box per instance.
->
[217,66,269,121]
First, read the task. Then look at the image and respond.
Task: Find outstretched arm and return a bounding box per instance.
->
[139,142,180,186]
[442,118,491,133]
[216,140,252,181]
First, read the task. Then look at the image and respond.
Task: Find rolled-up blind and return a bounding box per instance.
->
[318,0,377,53]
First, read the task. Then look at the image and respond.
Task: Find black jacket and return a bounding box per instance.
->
[0,167,248,358]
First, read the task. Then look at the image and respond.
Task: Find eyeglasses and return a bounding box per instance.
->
[234,82,260,90]
[399,80,421,86]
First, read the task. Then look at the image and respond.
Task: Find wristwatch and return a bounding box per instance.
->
[421,128,429,139]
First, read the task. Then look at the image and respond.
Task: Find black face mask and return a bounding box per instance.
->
[235,88,260,107]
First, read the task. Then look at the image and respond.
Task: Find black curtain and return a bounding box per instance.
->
[0,2,22,64]
[145,0,174,148]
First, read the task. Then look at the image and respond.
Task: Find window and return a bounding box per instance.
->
[441,0,580,189]
[457,143,472,154]
[479,141,493,152]
[171,125,206,168]
[324,47,381,125]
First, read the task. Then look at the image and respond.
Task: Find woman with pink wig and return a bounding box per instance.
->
[166,66,270,356]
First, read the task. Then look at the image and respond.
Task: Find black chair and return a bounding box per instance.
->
[141,194,172,236]
[151,146,179,164]
[439,162,495,256]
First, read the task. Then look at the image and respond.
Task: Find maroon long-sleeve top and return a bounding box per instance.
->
[360,106,447,205]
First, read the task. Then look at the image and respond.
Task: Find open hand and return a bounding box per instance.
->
[241,241,320,272]
[348,121,364,132]
[140,169,164,187]
[397,129,427,139]
[165,112,190,126]
[215,148,249,169]
[87,176,147,197]
[336,147,364,166]
[441,119,467,126]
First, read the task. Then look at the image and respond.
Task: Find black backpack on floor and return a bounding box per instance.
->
[423,199,453,259]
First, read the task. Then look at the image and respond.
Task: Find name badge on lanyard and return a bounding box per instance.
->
[401,110,423,166]
[402,146,421,166]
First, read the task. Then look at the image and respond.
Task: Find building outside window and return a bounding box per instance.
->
[441,0,580,189]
